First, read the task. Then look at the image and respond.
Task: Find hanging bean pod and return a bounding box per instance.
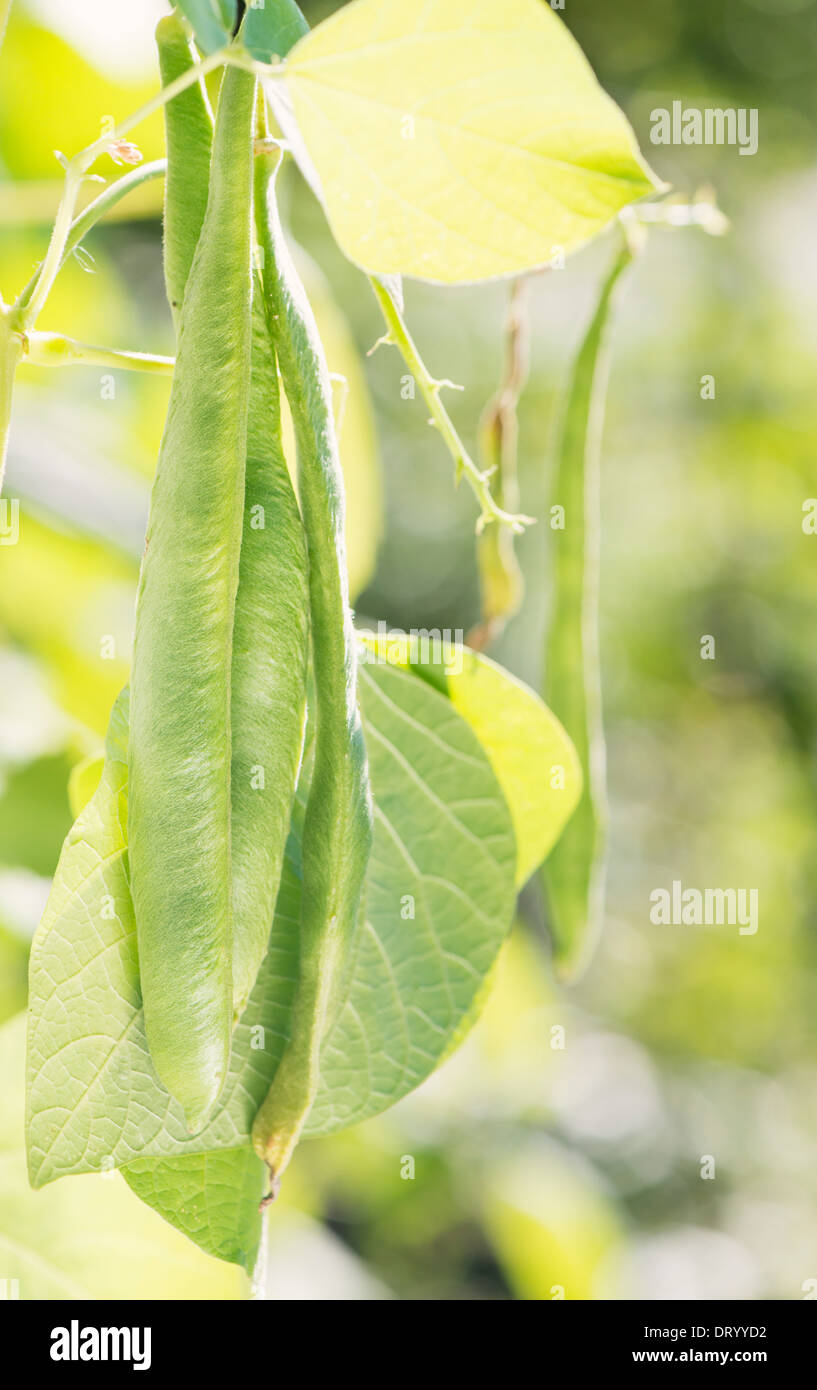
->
[129,64,256,1132]
[154,26,311,1025]
[251,153,373,1186]
[230,233,310,1018]
[542,232,635,979]
[156,11,214,327]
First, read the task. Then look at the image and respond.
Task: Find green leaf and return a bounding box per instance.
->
[175,0,236,55]
[1,1015,245,1298]
[304,659,516,1135]
[243,0,308,62]
[283,0,661,284]
[542,234,634,978]
[27,662,516,1195]
[122,1147,266,1272]
[361,633,582,885]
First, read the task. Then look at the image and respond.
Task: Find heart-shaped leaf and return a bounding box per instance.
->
[283,0,661,283]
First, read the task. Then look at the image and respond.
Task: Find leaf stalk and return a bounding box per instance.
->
[368,276,534,534]
[21,331,174,375]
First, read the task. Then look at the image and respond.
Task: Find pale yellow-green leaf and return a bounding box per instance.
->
[361,632,582,885]
[0,1015,245,1299]
[445,648,582,884]
[285,0,660,283]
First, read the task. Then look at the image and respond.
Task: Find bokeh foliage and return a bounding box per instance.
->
[1,0,816,1298]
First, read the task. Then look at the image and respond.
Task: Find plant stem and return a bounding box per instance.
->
[15,161,167,313]
[18,165,82,329]
[469,278,529,649]
[21,332,174,374]
[368,276,534,534]
[15,46,267,330]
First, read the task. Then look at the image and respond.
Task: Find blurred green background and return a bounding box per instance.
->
[2,0,817,1299]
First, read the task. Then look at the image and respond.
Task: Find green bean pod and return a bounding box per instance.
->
[155,26,310,1021]
[156,12,214,327]
[128,64,256,1132]
[542,232,635,980]
[230,269,310,1018]
[251,154,373,1184]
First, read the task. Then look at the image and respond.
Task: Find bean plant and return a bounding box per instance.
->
[0,0,703,1273]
